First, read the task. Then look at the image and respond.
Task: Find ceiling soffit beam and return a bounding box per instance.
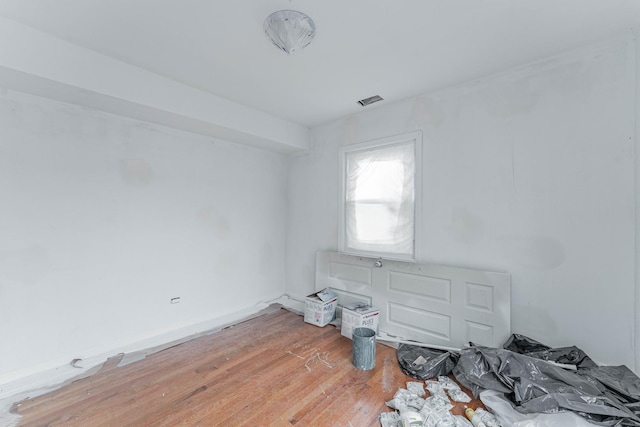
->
[0,16,310,153]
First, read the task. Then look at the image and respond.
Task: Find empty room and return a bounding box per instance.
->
[1,1,640,426]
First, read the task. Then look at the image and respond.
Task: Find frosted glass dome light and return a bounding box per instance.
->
[264,10,316,55]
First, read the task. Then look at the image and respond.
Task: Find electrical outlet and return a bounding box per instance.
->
[170,297,180,304]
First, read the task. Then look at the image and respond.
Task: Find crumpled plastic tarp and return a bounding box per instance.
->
[452,337,640,427]
[503,334,597,368]
[396,343,460,380]
[579,365,640,404]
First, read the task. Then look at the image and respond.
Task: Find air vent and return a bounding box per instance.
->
[357,95,384,107]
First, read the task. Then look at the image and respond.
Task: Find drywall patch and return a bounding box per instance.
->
[483,76,542,118]
[197,206,230,237]
[446,207,484,243]
[499,236,565,270]
[118,158,154,186]
[342,116,360,144]
[411,96,446,127]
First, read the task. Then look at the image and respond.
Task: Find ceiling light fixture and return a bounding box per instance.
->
[264,10,316,55]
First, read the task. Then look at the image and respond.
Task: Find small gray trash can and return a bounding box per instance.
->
[352,327,376,370]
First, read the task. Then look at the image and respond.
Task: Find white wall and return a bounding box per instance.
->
[0,90,287,384]
[287,36,637,369]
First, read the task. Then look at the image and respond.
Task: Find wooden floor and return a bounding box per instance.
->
[12,307,483,426]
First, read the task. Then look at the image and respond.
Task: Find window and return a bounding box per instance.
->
[339,131,421,260]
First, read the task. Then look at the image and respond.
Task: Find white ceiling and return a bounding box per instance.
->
[1,0,640,128]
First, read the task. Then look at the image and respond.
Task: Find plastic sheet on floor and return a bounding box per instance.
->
[396,343,459,380]
[453,344,640,426]
[503,334,597,368]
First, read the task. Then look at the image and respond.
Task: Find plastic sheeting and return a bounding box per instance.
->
[503,334,597,368]
[453,343,640,426]
[396,334,640,426]
[396,343,459,380]
[580,366,640,404]
[343,140,415,256]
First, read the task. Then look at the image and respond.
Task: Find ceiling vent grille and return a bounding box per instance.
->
[357,95,384,106]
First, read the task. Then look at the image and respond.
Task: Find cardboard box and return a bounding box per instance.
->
[341,303,380,339]
[304,288,338,327]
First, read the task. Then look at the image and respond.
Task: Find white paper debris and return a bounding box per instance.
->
[407,381,426,397]
[379,411,402,427]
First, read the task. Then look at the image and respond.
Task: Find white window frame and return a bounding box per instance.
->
[338,131,422,261]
